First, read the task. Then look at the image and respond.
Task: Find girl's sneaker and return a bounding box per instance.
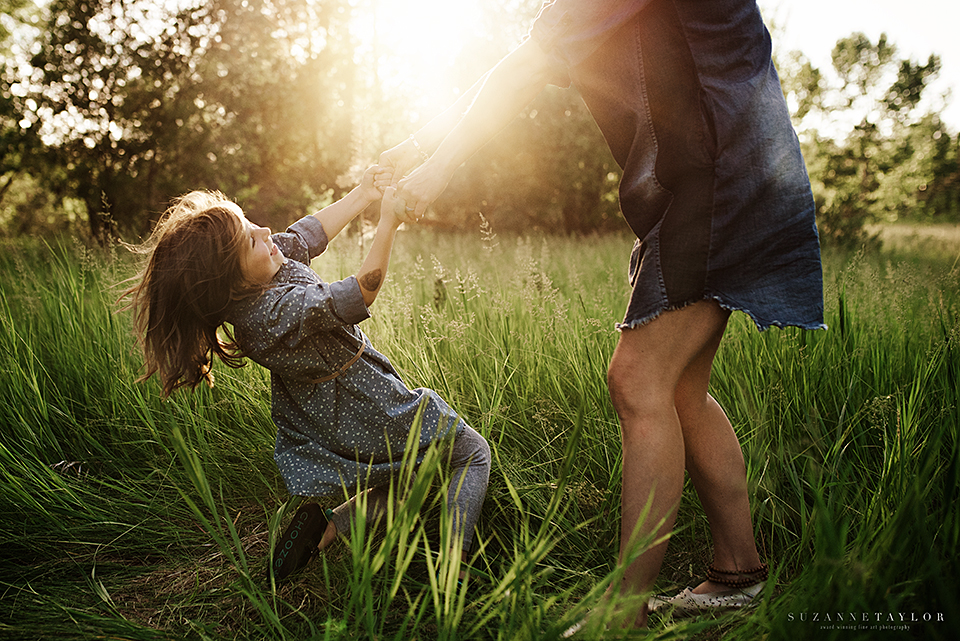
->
[272,502,328,581]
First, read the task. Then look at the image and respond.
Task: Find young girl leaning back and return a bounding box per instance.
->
[125,166,490,581]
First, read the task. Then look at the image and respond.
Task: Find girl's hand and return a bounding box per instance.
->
[359,165,391,202]
[379,185,402,231]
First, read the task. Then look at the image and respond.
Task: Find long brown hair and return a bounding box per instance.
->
[123,191,263,397]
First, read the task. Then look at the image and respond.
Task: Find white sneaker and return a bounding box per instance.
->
[647,581,764,612]
[560,617,587,639]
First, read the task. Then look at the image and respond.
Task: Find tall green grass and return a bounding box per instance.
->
[0,226,957,640]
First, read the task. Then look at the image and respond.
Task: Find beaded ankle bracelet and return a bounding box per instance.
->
[705,562,769,589]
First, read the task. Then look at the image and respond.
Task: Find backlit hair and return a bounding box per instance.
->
[123,191,263,397]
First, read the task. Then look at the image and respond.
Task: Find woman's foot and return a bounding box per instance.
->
[648,580,764,612]
[692,578,732,594]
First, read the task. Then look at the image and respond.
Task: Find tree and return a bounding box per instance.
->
[785,33,945,244]
[0,0,31,42]
[0,0,39,207]
[436,84,621,235]
[9,0,630,239]
[914,117,960,220]
[26,0,218,241]
[22,0,363,242]
[187,0,360,232]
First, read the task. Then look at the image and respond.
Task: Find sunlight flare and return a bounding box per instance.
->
[351,0,489,115]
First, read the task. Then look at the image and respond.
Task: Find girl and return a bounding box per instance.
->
[126,167,490,581]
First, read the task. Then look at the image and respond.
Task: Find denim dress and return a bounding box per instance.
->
[530,0,825,330]
[227,216,465,498]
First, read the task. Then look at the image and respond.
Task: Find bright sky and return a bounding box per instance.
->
[758,0,960,132]
[374,0,960,132]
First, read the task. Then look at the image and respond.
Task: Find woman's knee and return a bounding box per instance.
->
[607,347,667,420]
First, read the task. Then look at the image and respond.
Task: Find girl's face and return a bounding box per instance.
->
[238,214,286,285]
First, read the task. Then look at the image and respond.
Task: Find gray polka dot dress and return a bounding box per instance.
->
[227,215,466,498]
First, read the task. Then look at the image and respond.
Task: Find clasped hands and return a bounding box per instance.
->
[372,170,421,225]
[372,136,452,225]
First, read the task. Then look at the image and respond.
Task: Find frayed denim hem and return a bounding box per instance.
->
[615,300,696,332]
[616,295,828,332]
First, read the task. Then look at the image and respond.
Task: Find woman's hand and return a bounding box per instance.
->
[378,138,422,188]
[395,157,455,222]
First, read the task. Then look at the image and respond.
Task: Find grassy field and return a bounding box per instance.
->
[0,221,958,640]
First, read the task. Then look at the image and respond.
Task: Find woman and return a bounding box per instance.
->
[380,0,824,628]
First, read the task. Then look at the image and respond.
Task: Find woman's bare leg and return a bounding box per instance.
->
[607,300,760,626]
[677,385,762,593]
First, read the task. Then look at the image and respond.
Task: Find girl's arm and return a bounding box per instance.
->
[311,165,386,241]
[356,186,402,307]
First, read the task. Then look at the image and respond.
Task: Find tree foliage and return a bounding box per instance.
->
[437,85,621,234]
[25,0,201,240]
[783,32,959,245]
[17,0,369,241]
[1,0,39,208]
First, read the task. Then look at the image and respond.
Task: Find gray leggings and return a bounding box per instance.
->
[328,425,490,552]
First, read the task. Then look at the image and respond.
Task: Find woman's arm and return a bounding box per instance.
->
[311,165,385,241]
[377,69,492,187]
[396,39,555,219]
[355,186,402,307]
